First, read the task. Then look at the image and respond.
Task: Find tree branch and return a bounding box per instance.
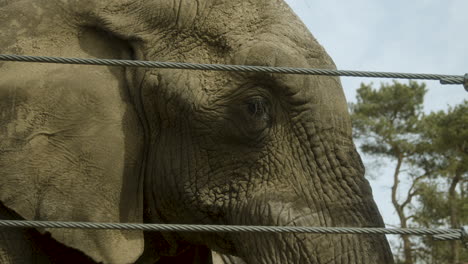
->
[405,215,416,222]
[401,173,427,209]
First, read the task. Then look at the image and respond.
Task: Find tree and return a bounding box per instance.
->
[350,80,428,264]
[350,80,467,264]
[412,101,468,264]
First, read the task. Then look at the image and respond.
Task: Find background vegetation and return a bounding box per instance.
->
[349,81,467,264]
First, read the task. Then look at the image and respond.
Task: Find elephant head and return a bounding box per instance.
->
[0,0,394,263]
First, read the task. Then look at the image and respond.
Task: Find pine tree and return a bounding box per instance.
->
[350,81,467,264]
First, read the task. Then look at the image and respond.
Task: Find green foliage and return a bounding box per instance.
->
[413,182,449,226]
[416,101,468,176]
[350,81,427,158]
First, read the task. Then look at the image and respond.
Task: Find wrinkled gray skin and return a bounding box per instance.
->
[0,0,394,263]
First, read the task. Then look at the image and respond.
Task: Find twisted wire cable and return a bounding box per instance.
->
[432,232,461,241]
[0,54,466,87]
[0,220,463,242]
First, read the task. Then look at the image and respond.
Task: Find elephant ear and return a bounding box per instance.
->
[0,27,145,263]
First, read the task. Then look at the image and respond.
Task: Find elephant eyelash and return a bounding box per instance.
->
[246,97,269,119]
[238,96,272,139]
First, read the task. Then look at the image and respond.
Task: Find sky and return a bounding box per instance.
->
[284,0,468,246]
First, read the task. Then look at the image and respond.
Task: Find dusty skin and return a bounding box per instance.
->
[0,0,394,263]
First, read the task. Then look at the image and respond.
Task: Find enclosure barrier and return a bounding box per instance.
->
[0,54,467,248]
[0,220,466,245]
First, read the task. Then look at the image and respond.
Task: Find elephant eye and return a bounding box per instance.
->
[247,98,267,117]
[243,97,271,134]
[220,96,272,143]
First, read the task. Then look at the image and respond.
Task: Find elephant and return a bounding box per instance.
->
[0,0,394,263]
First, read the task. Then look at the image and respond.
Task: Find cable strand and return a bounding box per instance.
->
[0,220,462,242]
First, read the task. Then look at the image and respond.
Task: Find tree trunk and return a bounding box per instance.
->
[447,169,461,264]
[391,154,413,264]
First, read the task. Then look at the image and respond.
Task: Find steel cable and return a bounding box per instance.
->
[0,220,463,242]
[0,54,466,88]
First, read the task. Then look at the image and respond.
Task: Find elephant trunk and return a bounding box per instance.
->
[227,146,395,263]
[245,233,392,263]
[233,201,394,263]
